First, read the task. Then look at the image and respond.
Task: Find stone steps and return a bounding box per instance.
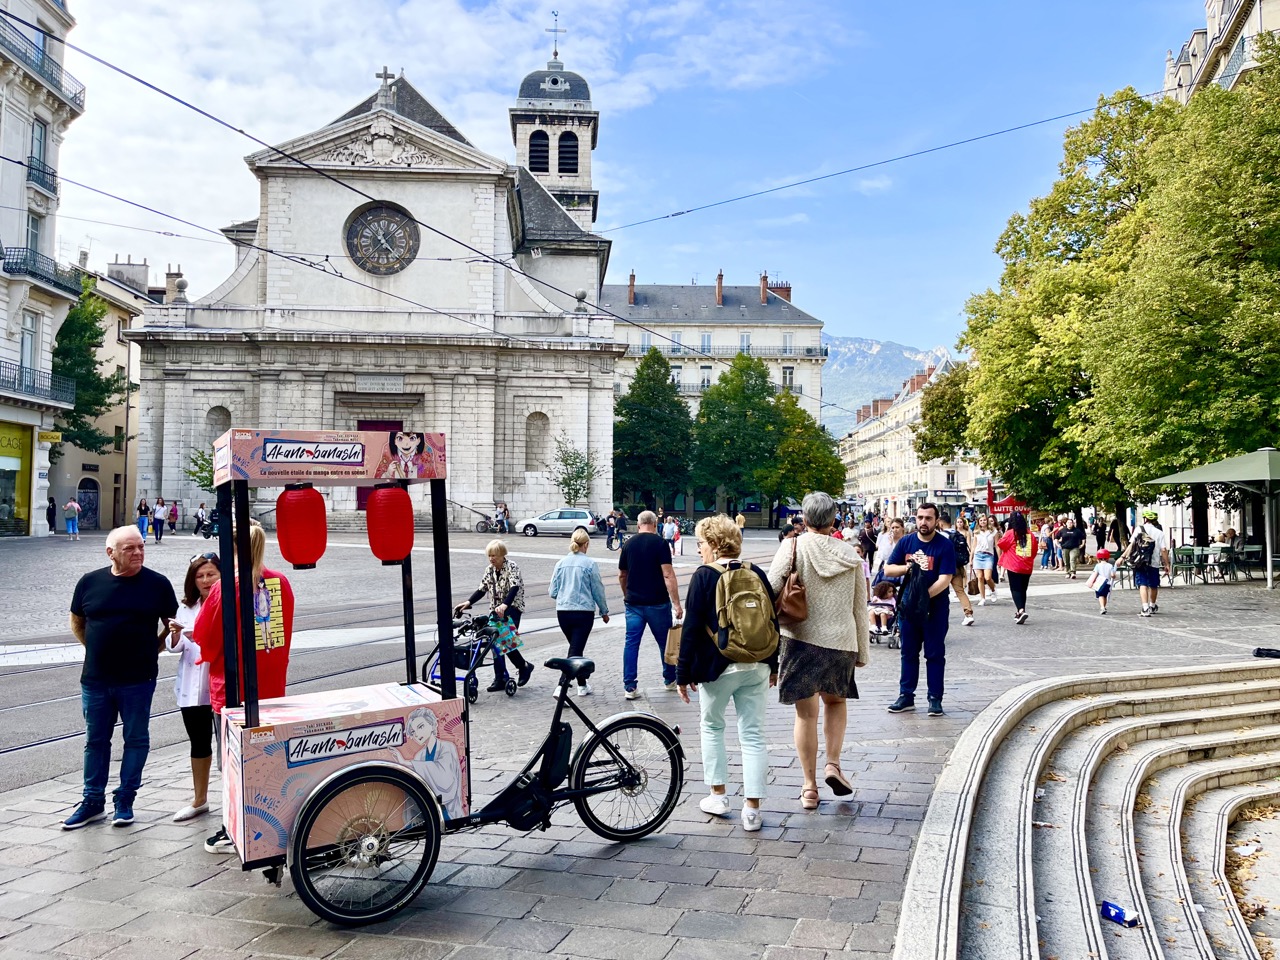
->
[892,661,1280,960]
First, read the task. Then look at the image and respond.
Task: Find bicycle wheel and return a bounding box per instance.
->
[289,766,441,926]
[571,715,683,842]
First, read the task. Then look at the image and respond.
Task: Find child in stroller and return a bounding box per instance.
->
[869,580,899,648]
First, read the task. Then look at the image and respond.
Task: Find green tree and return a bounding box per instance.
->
[913,363,971,462]
[49,279,126,464]
[613,348,693,506]
[550,432,601,506]
[185,449,215,494]
[754,390,844,515]
[693,354,780,506]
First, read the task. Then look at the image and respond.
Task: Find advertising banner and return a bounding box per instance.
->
[213,428,446,487]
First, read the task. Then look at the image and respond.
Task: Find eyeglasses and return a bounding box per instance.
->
[189,552,219,565]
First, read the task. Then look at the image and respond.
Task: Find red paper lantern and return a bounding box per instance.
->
[366,485,414,565]
[276,484,327,569]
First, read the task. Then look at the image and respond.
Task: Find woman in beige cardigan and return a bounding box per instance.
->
[767,491,870,811]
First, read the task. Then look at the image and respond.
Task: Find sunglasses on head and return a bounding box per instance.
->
[189,552,219,565]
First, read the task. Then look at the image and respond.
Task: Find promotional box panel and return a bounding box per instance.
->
[213,428,447,487]
[220,682,467,865]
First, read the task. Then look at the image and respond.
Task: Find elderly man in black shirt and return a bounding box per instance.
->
[65,525,178,829]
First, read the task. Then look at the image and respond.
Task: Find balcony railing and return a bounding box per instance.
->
[0,18,85,110]
[25,156,57,194]
[626,344,828,359]
[3,247,86,296]
[0,358,74,405]
[1219,34,1249,89]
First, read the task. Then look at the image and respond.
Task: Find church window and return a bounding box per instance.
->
[528,131,550,173]
[525,412,551,471]
[558,132,579,174]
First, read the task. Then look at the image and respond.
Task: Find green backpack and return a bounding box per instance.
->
[706,560,780,663]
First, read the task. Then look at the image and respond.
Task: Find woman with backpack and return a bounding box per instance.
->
[766,491,870,812]
[998,511,1038,625]
[676,515,777,832]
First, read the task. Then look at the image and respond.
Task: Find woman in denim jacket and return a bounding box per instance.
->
[549,528,610,697]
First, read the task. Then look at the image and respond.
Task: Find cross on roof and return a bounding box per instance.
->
[376,66,395,85]
[375,66,395,110]
[545,10,566,58]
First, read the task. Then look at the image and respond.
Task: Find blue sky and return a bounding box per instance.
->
[59,1,1202,350]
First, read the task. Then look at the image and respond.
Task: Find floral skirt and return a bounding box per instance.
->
[777,636,859,705]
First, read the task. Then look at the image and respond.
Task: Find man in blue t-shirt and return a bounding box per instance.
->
[883,503,956,717]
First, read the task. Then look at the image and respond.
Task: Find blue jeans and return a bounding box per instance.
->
[623,603,675,690]
[81,679,156,805]
[898,611,948,701]
[136,517,148,538]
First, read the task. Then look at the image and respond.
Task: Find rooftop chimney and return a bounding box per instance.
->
[107,254,151,295]
[767,279,792,303]
[77,250,89,268]
[760,272,768,305]
[628,270,635,306]
[715,270,723,307]
[165,264,184,303]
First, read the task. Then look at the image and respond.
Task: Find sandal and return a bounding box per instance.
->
[824,763,853,797]
[800,787,820,810]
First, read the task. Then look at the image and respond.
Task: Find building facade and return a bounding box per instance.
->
[45,256,151,531]
[602,272,827,421]
[841,360,978,518]
[128,65,621,527]
[0,0,85,536]
[1164,0,1279,103]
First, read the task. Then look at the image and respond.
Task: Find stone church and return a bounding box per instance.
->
[130,58,620,525]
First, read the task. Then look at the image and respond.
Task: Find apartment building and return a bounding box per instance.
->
[601,271,827,420]
[0,0,85,536]
[1165,0,1279,103]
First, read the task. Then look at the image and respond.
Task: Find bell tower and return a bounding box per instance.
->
[510,43,599,231]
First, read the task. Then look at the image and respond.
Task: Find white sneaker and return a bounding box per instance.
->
[962,614,975,627]
[663,681,678,692]
[551,687,562,699]
[741,807,763,832]
[699,794,730,817]
[1141,605,1152,617]
[173,802,209,823]
[977,599,986,607]
[577,682,592,697]
[624,688,639,700]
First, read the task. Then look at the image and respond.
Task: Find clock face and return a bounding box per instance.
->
[345,205,421,276]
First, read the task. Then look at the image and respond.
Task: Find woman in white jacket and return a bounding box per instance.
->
[767,492,870,812]
[165,552,220,822]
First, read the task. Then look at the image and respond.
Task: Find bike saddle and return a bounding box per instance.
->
[545,656,595,681]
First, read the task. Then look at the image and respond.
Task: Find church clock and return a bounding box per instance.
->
[345,204,421,276]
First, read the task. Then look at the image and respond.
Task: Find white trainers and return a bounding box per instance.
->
[173,802,209,823]
[624,688,639,700]
[699,794,730,817]
[977,598,986,607]
[962,614,975,627]
[741,807,763,832]
[663,681,678,692]
[577,682,592,697]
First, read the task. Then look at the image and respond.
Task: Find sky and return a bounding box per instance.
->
[50,0,1203,352]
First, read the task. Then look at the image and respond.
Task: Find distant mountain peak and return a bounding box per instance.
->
[820,333,952,437]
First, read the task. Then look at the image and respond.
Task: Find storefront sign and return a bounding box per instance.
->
[214,428,447,486]
[354,374,406,393]
[37,431,61,443]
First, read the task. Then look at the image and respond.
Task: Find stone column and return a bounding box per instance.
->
[258,371,280,427]
[160,369,187,499]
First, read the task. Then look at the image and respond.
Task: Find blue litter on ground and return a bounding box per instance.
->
[1100,901,1141,927]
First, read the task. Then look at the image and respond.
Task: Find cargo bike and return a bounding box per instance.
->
[211,428,685,926]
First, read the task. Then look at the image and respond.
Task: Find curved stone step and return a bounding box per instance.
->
[1033,700,1280,957]
[1086,729,1280,960]
[958,677,1280,958]
[893,660,1280,960]
[1137,757,1280,958]
[1182,781,1280,960]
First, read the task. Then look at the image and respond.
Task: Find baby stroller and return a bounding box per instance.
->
[870,607,900,650]
[201,508,220,540]
[423,613,517,703]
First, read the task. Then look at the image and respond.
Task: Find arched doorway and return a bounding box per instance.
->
[77,477,100,531]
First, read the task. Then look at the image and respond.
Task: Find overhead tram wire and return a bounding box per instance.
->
[2,11,872,423]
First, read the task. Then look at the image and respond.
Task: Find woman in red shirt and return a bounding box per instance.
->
[998,511,1038,626]
[193,519,294,854]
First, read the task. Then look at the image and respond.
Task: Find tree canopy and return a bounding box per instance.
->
[612,347,693,505]
[50,279,126,464]
[693,353,781,504]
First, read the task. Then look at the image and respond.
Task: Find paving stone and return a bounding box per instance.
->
[120,886,245,918]
[612,846,687,866]
[495,836,558,855]
[499,852,577,872]
[763,948,828,960]
[444,865,522,889]
[844,921,896,953]
[235,926,355,958]
[391,911,499,944]
[63,878,152,904]
[0,893,44,922]
[603,878,667,904]
[2,869,86,896]
[174,950,255,960]
[670,911,796,944]
[0,921,79,952]
[329,937,453,960]
[787,918,853,950]
[447,948,572,960]
[665,939,764,960]
[212,894,320,927]
[0,848,58,869]
[532,896,682,935]
[439,888,540,920]
[99,939,202,960]
[566,857,645,879]
[639,863,716,886]
[504,869,609,899]
[553,928,677,960]
[744,891,831,920]
[481,917,572,952]
[449,848,507,866]
[684,851,757,871]
[656,885,748,914]
[110,912,269,950]
[54,932,135,959]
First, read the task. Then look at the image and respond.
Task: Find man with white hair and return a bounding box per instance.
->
[64,526,178,829]
[619,510,684,699]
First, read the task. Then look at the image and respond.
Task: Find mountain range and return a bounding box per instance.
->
[819,334,952,438]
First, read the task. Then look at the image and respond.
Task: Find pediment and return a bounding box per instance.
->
[247,110,507,175]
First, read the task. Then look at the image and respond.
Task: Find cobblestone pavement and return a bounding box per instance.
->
[1,532,1277,959]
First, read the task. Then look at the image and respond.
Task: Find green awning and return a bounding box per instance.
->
[1145,448,1280,487]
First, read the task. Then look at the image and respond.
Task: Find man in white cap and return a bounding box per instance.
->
[1120,509,1170,616]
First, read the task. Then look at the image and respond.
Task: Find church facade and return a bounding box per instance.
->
[129,61,620,526]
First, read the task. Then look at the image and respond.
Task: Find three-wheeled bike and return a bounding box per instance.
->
[211,428,684,925]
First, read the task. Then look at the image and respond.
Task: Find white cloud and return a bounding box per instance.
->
[855,175,893,195]
[753,212,810,228]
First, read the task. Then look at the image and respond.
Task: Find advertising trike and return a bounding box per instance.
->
[211,428,684,926]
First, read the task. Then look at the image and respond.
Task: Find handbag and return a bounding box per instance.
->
[966,574,980,596]
[664,621,682,666]
[492,617,523,655]
[776,537,809,626]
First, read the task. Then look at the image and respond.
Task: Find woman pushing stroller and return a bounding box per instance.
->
[455,539,535,692]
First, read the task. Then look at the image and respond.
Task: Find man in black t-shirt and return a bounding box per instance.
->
[884,504,956,718]
[65,526,178,830]
[618,510,684,699]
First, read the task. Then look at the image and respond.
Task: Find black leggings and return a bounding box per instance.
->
[1006,572,1031,613]
[180,705,214,759]
[493,609,528,679]
[557,610,596,684]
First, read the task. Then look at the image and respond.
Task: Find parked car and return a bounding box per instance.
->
[516,508,598,538]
